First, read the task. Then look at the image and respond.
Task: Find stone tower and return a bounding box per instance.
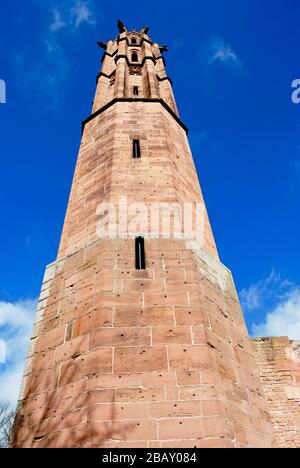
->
[12,22,275,448]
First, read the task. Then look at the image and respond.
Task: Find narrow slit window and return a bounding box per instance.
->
[133,86,139,96]
[135,237,145,270]
[131,52,138,62]
[133,140,141,158]
[131,37,137,45]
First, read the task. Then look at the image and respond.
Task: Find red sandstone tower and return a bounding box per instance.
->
[12,22,276,448]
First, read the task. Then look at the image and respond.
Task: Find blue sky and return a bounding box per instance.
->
[1,0,300,405]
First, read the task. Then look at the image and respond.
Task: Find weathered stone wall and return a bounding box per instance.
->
[253,337,300,448]
[57,101,218,260]
[11,25,276,448]
[12,238,273,448]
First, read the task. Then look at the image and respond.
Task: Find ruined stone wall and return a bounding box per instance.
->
[253,337,300,448]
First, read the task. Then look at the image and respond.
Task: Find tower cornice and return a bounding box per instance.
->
[96,70,173,87]
[82,98,188,134]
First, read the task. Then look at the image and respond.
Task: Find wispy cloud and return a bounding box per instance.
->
[13,40,71,109]
[189,130,208,151]
[198,35,244,76]
[239,268,295,313]
[172,38,184,50]
[13,1,98,109]
[240,270,300,340]
[240,269,292,312]
[25,222,42,248]
[290,159,300,180]
[0,299,37,408]
[50,1,96,31]
[50,9,67,32]
[71,1,96,28]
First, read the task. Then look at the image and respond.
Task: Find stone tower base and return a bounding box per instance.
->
[12,238,274,448]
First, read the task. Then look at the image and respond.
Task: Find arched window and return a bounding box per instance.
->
[131,51,138,62]
[131,37,137,45]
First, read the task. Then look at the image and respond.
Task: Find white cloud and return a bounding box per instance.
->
[253,288,300,340]
[199,35,244,74]
[0,299,37,408]
[240,270,300,340]
[0,364,26,409]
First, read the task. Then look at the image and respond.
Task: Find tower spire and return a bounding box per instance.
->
[117,19,126,33]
